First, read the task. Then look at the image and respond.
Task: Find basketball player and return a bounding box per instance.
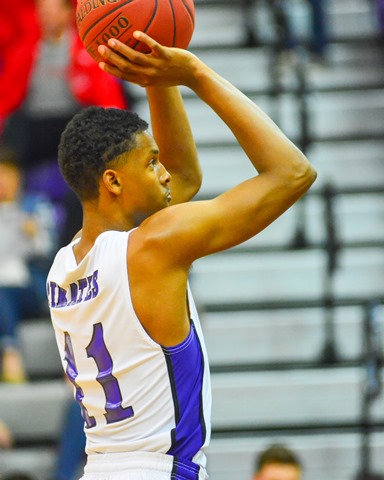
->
[47,32,316,480]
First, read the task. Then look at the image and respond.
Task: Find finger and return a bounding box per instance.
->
[106,37,155,66]
[99,61,148,87]
[99,60,131,81]
[132,31,163,55]
[98,43,136,70]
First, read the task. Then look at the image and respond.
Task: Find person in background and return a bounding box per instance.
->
[305,0,329,63]
[50,387,86,480]
[0,419,13,450]
[0,0,40,136]
[0,146,57,383]
[1,0,134,251]
[275,0,329,65]
[376,0,384,34]
[242,0,329,65]
[253,444,303,480]
[1,0,130,167]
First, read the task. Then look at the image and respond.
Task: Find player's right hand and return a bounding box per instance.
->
[98,32,201,89]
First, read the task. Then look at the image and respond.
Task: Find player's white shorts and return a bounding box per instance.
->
[80,451,209,480]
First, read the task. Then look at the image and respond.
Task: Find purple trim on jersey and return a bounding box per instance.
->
[171,456,200,480]
[162,321,206,467]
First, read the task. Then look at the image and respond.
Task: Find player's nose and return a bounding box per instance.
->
[160,164,171,184]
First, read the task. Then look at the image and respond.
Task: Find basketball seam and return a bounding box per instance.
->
[80,0,135,43]
[168,0,177,47]
[85,12,128,49]
[180,0,195,28]
[131,0,158,50]
[79,0,194,53]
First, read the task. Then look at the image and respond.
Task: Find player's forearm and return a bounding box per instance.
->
[145,86,202,203]
[188,58,315,184]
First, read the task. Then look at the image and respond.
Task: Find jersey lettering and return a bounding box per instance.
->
[64,332,96,428]
[48,270,99,308]
[87,323,134,423]
[64,322,134,428]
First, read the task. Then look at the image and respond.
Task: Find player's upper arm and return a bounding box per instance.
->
[141,163,316,266]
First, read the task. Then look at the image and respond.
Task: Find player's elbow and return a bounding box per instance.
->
[300,157,317,189]
[191,173,203,197]
[186,165,203,199]
[290,154,317,196]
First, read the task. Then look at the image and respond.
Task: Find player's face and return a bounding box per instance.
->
[254,464,301,480]
[118,131,172,217]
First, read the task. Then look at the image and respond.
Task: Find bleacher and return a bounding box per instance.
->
[1,0,384,479]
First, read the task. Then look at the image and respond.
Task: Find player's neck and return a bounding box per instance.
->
[72,209,135,265]
[81,202,135,241]
[85,211,135,237]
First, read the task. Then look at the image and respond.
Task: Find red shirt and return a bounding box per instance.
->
[0,0,127,131]
[0,0,40,122]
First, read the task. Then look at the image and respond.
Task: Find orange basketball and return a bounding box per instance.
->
[76,0,195,62]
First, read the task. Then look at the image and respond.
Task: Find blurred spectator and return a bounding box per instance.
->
[243,0,329,64]
[0,419,13,450]
[0,146,57,383]
[277,0,329,64]
[0,422,35,480]
[58,189,83,248]
[1,0,133,246]
[305,0,328,62]
[0,0,40,136]
[376,0,384,34]
[2,0,130,170]
[51,396,86,480]
[253,443,302,480]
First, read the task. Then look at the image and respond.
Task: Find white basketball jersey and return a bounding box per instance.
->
[47,230,211,473]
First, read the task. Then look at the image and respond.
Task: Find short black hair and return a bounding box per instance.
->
[58,106,148,201]
[256,444,302,472]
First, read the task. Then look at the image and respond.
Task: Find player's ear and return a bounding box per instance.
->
[102,169,122,195]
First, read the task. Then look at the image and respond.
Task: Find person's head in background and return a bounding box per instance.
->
[0,146,22,203]
[253,444,302,480]
[35,0,73,40]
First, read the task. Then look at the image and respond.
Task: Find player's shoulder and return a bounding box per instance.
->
[138,200,198,234]
[130,203,201,266]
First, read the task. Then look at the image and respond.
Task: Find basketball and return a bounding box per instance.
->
[76,0,195,62]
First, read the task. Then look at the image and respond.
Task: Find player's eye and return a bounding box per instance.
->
[149,158,157,167]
